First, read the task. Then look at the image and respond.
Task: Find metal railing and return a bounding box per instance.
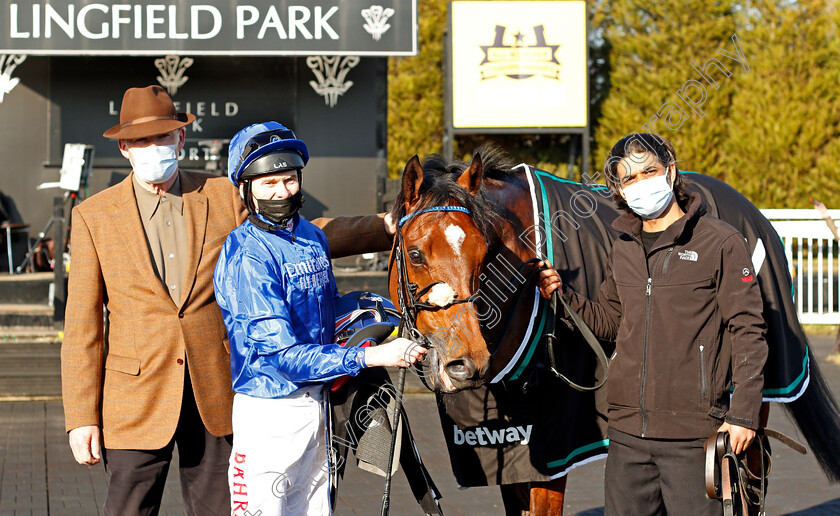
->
[761,209,840,325]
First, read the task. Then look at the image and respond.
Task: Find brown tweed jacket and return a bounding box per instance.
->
[61,170,391,450]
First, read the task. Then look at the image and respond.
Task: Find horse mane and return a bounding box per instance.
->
[390,143,519,242]
[423,142,520,181]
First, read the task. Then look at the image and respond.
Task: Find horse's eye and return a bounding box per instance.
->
[408,248,425,265]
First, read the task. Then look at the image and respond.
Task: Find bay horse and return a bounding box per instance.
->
[387,144,840,515]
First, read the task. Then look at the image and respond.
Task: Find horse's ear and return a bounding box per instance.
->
[457,153,483,195]
[402,155,424,207]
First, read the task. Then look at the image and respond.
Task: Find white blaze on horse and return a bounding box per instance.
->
[388,144,840,515]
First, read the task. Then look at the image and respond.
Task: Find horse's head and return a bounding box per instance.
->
[389,152,507,392]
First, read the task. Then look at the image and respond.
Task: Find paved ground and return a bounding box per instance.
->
[1,336,839,515]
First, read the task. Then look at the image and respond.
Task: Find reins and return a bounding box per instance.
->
[381,205,474,516]
[704,428,807,516]
[494,257,609,392]
[536,259,610,392]
[705,432,767,516]
[381,201,610,514]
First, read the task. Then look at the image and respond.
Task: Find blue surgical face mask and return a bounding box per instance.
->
[130,143,179,184]
[620,173,674,219]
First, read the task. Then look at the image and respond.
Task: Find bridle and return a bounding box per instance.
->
[382,205,475,516]
[392,206,477,347]
[381,205,478,515]
[390,204,608,393]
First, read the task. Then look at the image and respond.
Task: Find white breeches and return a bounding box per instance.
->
[230,387,330,516]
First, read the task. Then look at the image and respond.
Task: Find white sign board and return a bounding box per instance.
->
[59,144,93,192]
[450,1,588,129]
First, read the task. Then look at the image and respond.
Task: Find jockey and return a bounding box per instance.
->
[213,121,426,516]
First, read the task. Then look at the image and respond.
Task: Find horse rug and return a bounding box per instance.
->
[436,166,809,487]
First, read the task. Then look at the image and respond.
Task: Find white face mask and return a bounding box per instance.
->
[621,173,674,219]
[130,143,179,184]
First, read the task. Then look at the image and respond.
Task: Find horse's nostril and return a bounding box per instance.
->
[444,359,477,381]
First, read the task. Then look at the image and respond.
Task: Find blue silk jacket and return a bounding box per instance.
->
[213,214,362,398]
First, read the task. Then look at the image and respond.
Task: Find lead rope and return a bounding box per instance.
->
[544,281,610,392]
[393,253,610,393]
[523,258,610,392]
[387,211,610,407]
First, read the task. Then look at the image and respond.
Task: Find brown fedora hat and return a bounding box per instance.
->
[103,85,195,140]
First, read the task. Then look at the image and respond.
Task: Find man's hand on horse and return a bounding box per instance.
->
[365,337,427,368]
[381,212,397,236]
[537,260,563,299]
[718,422,756,455]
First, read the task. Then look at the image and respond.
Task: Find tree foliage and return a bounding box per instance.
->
[388,1,837,208]
[722,0,840,208]
[387,1,446,177]
[595,0,840,208]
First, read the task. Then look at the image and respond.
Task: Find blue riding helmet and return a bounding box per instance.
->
[334,291,401,348]
[227,121,310,186]
[331,291,402,392]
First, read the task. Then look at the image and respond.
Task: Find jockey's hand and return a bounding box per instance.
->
[364,337,427,368]
[537,260,563,299]
[68,425,102,465]
[718,422,756,455]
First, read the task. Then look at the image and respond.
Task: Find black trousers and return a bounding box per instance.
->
[605,427,722,516]
[102,372,232,516]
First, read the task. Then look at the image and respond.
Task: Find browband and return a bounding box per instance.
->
[398,206,470,227]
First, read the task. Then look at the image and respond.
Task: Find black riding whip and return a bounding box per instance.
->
[379,333,408,516]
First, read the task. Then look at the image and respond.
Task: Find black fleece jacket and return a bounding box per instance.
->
[564,193,768,439]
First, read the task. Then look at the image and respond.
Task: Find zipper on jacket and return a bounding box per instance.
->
[639,251,663,438]
[661,247,674,275]
[699,341,707,399]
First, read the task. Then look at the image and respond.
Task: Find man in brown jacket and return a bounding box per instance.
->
[538,133,768,515]
[60,85,393,515]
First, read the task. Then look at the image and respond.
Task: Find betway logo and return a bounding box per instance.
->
[453,424,532,446]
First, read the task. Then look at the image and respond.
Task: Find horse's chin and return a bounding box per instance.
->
[425,348,485,393]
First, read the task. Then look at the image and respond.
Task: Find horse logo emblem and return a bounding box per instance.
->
[479,24,561,80]
[0,54,26,103]
[361,5,394,41]
[306,56,360,108]
[155,55,194,96]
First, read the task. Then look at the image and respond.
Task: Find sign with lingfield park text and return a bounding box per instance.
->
[0,0,417,55]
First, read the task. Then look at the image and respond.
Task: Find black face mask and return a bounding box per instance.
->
[254,191,305,228]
